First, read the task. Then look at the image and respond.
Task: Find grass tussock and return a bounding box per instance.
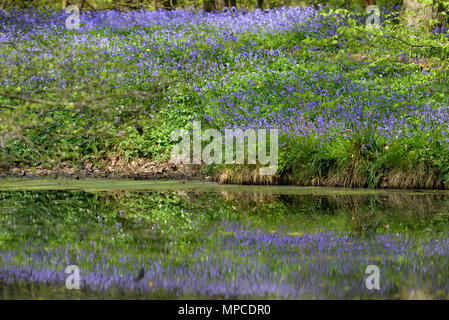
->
[212,162,448,190]
[380,165,442,189]
[325,161,366,188]
[214,167,279,185]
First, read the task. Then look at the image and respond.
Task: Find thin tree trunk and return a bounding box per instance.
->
[363,0,375,6]
[224,0,236,8]
[401,0,441,28]
[62,0,67,9]
[204,0,225,12]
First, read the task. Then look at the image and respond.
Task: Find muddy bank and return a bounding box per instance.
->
[1,154,447,190]
[0,154,207,181]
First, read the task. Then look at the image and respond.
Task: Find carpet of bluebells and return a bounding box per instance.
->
[1,7,449,186]
[1,186,449,299]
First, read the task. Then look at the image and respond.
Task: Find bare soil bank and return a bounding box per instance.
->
[0,154,205,181]
[0,154,446,189]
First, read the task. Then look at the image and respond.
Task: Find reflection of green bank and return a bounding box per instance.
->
[3,179,449,195]
[1,181,449,299]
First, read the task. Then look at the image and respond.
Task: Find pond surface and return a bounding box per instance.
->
[1,179,449,299]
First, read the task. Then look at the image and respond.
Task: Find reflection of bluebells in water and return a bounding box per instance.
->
[1,223,448,299]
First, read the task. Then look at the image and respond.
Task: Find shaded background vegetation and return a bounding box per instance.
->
[1,0,404,11]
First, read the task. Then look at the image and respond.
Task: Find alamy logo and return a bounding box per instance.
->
[170,121,278,175]
[65,5,80,30]
[365,265,380,290]
[65,265,80,289]
[365,5,380,30]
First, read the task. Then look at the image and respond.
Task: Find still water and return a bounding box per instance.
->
[1,179,449,299]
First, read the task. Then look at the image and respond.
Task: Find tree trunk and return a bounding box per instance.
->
[362,0,375,6]
[400,0,441,28]
[224,0,236,8]
[204,0,225,12]
[257,0,263,9]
